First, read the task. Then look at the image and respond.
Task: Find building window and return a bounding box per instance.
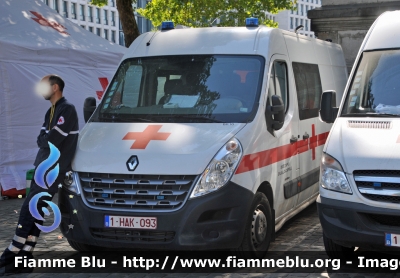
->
[301,4,304,16]
[96,8,101,24]
[43,0,49,5]
[89,26,93,33]
[110,0,115,7]
[300,19,304,26]
[295,18,298,27]
[71,3,76,19]
[292,62,323,120]
[88,7,93,22]
[104,29,108,40]
[111,11,115,26]
[305,20,309,31]
[119,31,125,46]
[316,0,319,3]
[53,0,59,13]
[62,1,68,18]
[80,5,85,21]
[111,30,116,43]
[290,17,293,29]
[80,25,85,29]
[104,10,108,25]
[96,28,101,36]
[296,4,299,15]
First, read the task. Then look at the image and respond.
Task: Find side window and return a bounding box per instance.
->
[268,61,288,111]
[292,62,323,120]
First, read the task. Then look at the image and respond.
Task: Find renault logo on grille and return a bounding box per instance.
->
[126,155,139,171]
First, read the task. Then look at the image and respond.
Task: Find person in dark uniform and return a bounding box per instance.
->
[0,75,79,268]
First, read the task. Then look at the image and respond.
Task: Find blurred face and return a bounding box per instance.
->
[35,79,55,100]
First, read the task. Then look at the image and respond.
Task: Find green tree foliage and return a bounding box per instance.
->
[137,0,296,28]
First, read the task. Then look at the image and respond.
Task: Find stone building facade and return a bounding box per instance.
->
[309,0,400,71]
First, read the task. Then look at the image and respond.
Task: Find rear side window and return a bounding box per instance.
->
[292,62,323,120]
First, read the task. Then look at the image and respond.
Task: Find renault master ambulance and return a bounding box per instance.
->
[60,19,347,258]
[318,11,400,257]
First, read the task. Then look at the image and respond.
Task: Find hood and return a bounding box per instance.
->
[325,118,400,173]
[72,122,246,175]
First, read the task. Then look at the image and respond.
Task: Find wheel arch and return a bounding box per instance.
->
[256,181,275,240]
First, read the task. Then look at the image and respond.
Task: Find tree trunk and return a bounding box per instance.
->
[116,0,140,47]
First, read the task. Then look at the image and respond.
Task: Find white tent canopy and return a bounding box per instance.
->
[0,0,127,191]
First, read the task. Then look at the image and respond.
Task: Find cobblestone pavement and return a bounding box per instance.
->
[0,195,398,277]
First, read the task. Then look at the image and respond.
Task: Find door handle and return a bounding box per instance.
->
[290,136,298,144]
[303,132,310,140]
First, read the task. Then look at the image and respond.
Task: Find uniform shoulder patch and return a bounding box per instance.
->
[58,116,65,125]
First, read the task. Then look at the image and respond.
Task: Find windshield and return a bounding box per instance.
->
[342,50,400,117]
[91,55,264,123]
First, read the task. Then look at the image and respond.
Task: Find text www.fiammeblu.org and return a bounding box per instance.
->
[123,256,342,270]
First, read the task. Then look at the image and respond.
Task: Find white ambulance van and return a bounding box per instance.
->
[60,19,347,258]
[319,11,400,257]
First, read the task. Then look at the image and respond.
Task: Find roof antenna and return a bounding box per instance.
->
[295,25,304,34]
[146,31,158,46]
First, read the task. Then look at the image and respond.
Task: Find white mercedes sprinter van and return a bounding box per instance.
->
[318,11,400,257]
[60,19,347,258]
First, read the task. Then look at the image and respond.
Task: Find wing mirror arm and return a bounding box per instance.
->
[270,95,285,130]
[319,90,339,124]
[83,97,97,123]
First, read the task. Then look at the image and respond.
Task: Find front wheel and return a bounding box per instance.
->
[323,233,355,260]
[236,192,273,259]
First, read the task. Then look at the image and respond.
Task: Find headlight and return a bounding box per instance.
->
[190,138,243,198]
[320,153,352,194]
[63,171,81,195]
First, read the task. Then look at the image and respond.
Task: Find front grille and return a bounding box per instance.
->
[354,170,400,204]
[365,213,400,227]
[354,170,400,176]
[79,172,197,211]
[91,228,175,242]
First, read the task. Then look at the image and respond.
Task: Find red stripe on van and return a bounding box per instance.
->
[235,131,330,174]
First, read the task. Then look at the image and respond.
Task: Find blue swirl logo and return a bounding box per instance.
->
[29,142,62,233]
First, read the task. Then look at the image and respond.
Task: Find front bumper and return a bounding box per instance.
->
[317,195,400,251]
[59,181,254,250]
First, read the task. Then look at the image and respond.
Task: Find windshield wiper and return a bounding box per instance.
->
[367,113,400,117]
[342,113,400,117]
[168,115,224,123]
[99,115,155,122]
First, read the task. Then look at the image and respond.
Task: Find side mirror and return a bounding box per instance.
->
[83,97,96,123]
[320,90,339,124]
[271,95,285,130]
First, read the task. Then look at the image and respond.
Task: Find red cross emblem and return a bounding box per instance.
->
[123,125,171,149]
[309,124,318,160]
[96,78,109,100]
[30,11,69,35]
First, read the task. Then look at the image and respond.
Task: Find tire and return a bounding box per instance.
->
[236,192,273,259]
[323,232,355,259]
[67,239,103,252]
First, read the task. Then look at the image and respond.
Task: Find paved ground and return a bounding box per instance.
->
[0,195,398,277]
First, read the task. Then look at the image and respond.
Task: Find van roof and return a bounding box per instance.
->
[124,26,330,59]
[364,11,400,51]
